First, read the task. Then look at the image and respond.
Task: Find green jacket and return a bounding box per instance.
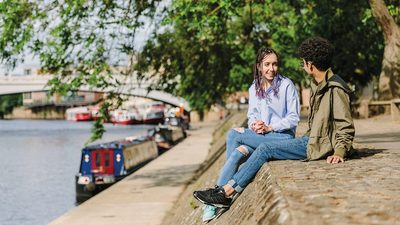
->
[305,69,355,160]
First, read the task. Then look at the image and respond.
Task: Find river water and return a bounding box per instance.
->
[0,120,155,225]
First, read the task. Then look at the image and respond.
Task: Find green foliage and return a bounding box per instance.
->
[135,0,313,114]
[0,0,36,66]
[135,1,240,113]
[86,93,127,145]
[0,0,397,140]
[0,0,163,142]
[0,94,22,116]
[135,0,386,110]
[306,0,384,93]
[386,0,400,23]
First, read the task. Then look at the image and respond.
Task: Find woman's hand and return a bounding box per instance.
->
[251,120,263,132]
[251,121,273,134]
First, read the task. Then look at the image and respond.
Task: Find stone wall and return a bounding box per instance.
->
[162,111,400,225]
[5,106,66,119]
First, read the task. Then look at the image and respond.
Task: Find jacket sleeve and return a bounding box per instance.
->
[270,82,300,132]
[332,88,355,158]
[247,85,259,128]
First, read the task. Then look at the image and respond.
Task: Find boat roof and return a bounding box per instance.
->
[83,136,149,151]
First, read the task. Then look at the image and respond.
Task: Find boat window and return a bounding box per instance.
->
[104,153,110,166]
[95,152,100,167]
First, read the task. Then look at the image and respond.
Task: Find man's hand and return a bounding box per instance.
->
[326,155,344,164]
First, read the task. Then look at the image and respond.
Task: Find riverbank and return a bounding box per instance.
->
[48,112,400,225]
[163,114,400,225]
[48,112,246,225]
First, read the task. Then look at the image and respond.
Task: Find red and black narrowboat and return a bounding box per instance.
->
[75,136,158,203]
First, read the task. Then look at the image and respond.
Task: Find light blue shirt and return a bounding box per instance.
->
[247,76,300,134]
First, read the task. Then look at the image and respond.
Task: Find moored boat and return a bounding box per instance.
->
[139,101,165,124]
[110,108,143,125]
[75,136,158,203]
[148,116,187,152]
[65,106,92,121]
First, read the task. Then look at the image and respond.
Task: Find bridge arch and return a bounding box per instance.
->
[0,80,191,111]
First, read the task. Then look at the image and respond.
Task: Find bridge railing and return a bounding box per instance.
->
[0,75,53,84]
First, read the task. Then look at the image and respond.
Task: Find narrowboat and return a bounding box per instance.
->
[148,116,187,151]
[75,136,158,203]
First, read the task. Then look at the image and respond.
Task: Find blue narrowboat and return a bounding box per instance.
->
[75,136,158,203]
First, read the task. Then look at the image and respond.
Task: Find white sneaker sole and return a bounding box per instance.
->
[193,192,231,208]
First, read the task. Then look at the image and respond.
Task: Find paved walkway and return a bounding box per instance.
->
[49,121,216,225]
[269,115,400,224]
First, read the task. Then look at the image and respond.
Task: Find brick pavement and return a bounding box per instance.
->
[251,116,400,225]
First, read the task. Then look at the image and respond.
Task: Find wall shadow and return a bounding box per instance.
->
[126,164,199,188]
[355,132,400,144]
[350,148,385,159]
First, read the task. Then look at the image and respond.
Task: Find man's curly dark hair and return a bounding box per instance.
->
[298,37,334,71]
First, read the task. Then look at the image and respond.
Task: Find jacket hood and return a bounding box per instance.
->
[327,74,352,94]
[317,69,353,95]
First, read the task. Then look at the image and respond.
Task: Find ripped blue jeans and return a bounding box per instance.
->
[228,136,308,192]
[217,128,294,186]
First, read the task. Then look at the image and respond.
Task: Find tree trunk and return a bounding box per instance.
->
[369,0,400,99]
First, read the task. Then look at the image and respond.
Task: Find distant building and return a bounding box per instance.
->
[22,91,104,107]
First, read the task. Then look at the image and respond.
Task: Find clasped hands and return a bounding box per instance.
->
[251,120,273,134]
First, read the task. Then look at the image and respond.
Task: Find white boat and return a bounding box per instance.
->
[110,108,143,125]
[139,101,165,124]
[65,106,92,121]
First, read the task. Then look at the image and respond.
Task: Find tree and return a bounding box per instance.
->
[0,94,22,118]
[0,0,164,142]
[368,0,400,99]
[135,0,315,116]
[0,0,389,140]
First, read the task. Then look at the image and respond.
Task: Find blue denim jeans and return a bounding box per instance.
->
[217,128,295,186]
[227,136,309,192]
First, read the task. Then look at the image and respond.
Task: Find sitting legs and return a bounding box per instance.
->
[194,137,308,208]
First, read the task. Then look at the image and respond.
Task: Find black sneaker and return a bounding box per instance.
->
[215,207,228,219]
[193,187,232,208]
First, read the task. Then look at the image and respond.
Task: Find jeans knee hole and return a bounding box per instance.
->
[233,127,245,133]
[236,146,249,156]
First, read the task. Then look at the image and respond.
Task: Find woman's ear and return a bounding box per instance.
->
[256,63,261,72]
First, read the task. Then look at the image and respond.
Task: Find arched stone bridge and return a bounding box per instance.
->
[0,75,191,111]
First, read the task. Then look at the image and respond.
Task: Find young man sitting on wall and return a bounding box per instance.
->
[193,36,355,212]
